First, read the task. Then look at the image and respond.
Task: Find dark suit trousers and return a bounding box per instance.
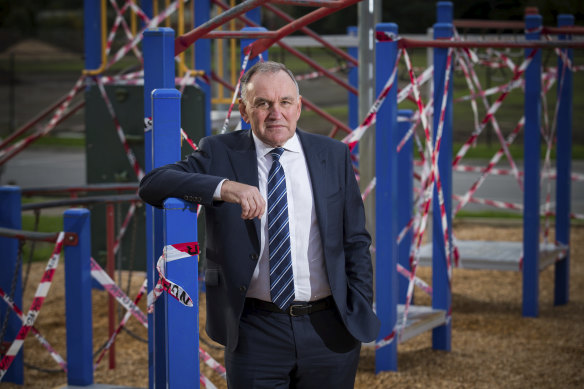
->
[224,301,361,389]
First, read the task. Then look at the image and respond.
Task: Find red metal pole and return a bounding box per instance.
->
[106,203,116,369]
[174,0,271,56]
[263,3,358,66]
[204,30,278,39]
[453,19,524,30]
[398,38,584,49]
[302,97,352,135]
[249,0,362,57]
[542,25,584,35]
[271,0,345,7]
[212,0,358,94]
[0,100,85,166]
[0,91,77,150]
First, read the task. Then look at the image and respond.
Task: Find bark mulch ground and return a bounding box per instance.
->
[1,223,583,388]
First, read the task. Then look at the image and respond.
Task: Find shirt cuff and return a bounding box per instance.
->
[213,179,228,200]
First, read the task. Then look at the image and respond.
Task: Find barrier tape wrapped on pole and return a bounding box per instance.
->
[0,232,65,382]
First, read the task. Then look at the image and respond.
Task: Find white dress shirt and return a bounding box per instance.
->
[215,132,330,303]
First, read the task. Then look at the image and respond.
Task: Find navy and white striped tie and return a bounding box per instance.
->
[267,147,295,310]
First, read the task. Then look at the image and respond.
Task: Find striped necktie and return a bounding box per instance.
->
[267,147,295,310]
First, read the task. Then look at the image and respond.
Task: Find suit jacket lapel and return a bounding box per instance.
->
[297,130,328,240]
[227,130,261,247]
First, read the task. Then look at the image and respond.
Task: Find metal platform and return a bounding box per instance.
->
[396,304,447,343]
[365,304,448,347]
[417,240,568,271]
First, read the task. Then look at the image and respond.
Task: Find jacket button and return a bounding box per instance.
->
[249,253,258,261]
[239,285,247,293]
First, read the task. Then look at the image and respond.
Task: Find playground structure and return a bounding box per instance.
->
[0,0,583,387]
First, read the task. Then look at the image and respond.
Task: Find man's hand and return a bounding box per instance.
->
[220,180,266,220]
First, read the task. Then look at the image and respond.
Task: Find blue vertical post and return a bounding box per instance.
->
[347,26,359,131]
[436,1,453,24]
[554,14,573,306]
[397,110,414,303]
[246,7,261,25]
[374,22,399,373]
[523,13,542,318]
[64,209,93,386]
[240,27,269,131]
[0,187,23,384]
[162,198,199,388]
[432,21,453,351]
[141,0,153,28]
[194,0,212,136]
[83,0,102,71]
[143,27,176,389]
[151,88,183,387]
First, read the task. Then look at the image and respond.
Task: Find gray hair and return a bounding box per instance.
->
[240,61,300,104]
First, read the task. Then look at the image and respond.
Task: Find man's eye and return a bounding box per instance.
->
[255,101,269,109]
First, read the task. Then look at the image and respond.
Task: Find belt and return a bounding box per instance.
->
[245,296,334,317]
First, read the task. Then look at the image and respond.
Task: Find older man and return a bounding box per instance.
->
[139,61,379,388]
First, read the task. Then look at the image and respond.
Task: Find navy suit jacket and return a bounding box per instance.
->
[139,129,380,351]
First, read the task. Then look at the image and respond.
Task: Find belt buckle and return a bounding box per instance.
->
[288,304,310,317]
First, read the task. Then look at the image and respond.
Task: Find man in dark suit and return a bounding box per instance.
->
[139,61,379,388]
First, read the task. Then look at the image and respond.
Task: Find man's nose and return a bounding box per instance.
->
[268,104,283,119]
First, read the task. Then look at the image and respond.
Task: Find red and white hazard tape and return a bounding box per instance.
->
[396,264,432,296]
[453,117,525,216]
[295,63,351,82]
[107,0,180,69]
[0,286,67,372]
[0,232,64,382]
[95,77,145,180]
[200,374,218,389]
[342,47,402,150]
[361,177,376,202]
[453,47,526,191]
[199,347,227,379]
[148,242,200,311]
[400,45,455,336]
[375,328,396,350]
[90,257,148,327]
[221,47,252,134]
[0,75,85,165]
[94,278,148,367]
[452,48,539,191]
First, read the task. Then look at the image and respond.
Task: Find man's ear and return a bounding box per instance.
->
[238,100,249,123]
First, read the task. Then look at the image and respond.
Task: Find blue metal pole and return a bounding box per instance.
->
[141,0,154,28]
[436,1,453,24]
[554,14,573,306]
[151,88,183,387]
[0,187,23,384]
[432,22,453,351]
[64,208,93,386]
[523,13,542,318]
[347,26,359,131]
[240,27,269,131]
[246,7,261,25]
[163,198,199,388]
[83,0,102,71]
[143,27,176,389]
[397,110,413,304]
[194,0,212,136]
[374,22,399,373]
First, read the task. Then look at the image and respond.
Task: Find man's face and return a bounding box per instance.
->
[239,70,302,148]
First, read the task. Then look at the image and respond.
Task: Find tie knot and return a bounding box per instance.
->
[270,147,284,161]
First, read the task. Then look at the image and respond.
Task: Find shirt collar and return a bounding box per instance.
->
[251,130,301,159]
